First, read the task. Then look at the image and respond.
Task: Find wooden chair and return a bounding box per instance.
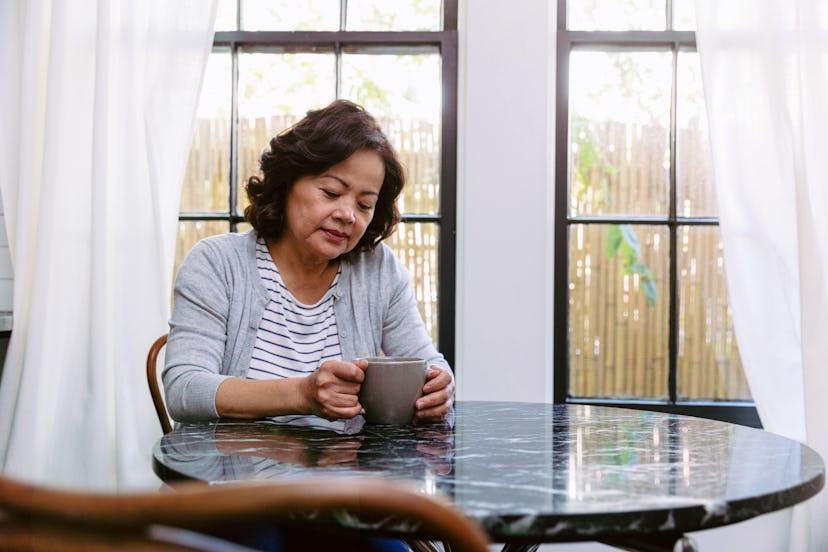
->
[146,333,172,434]
[0,472,490,551]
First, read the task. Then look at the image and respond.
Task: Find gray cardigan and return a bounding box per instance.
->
[163,230,451,422]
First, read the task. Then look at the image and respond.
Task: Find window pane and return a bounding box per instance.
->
[385,222,439,345]
[346,0,442,31]
[240,0,339,31]
[174,220,230,281]
[569,50,671,217]
[568,0,666,31]
[181,52,232,213]
[569,224,669,399]
[672,0,697,31]
[341,50,442,215]
[214,0,237,31]
[237,51,336,213]
[676,51,717,217]
[677,226,750,400]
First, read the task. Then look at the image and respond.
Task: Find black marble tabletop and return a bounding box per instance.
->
[153,401,825,544]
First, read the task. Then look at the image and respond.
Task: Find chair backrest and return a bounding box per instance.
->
[146,333,172,434]
[0,473,491,552]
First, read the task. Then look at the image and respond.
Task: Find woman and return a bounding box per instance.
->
[163,99,454,431]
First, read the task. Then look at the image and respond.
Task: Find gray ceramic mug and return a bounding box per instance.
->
[358,357,428,425]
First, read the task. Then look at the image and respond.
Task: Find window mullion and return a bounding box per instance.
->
[229,44,240,232]
[668,43,679,404]
[553,29,571,404]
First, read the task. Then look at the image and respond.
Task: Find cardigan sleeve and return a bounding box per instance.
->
[163,239,234,421]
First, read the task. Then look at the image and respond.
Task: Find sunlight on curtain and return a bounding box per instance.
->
[695,1,828,549]
[0,0,216,490]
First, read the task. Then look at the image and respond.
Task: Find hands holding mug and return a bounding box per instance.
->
[304,358,454,424]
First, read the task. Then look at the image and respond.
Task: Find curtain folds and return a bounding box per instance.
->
[0,0,216,490]
[695,1,828,550]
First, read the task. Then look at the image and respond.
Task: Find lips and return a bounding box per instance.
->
[323,229,348,242]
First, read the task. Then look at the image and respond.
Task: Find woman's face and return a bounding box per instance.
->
[282,149,385,263]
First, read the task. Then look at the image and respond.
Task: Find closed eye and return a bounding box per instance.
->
[323,190,339,199]
[358,203,375,211]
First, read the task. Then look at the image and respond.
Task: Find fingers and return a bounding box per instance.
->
[313,360,365,394]
[415,394,454,421]
[304,360,368,420]
[314,383,363,421]
[422,366,453,393]
[317,402,363,422]
[323,359,366,383]
[415,365,455,421]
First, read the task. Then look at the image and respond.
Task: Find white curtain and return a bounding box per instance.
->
[0,0,215,490]
[695,1,828,550]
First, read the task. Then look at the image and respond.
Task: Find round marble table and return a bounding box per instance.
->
[153,401,824,550]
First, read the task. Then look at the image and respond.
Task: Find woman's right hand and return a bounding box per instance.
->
[301,359,368,421]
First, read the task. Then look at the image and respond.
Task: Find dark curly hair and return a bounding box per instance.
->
[244,100,404,260]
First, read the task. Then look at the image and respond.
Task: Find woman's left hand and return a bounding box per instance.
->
[414,365,455,422]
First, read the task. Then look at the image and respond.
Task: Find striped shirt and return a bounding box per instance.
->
[248,239,342,382]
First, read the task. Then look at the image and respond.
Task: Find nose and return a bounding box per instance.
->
[335,206,356,224]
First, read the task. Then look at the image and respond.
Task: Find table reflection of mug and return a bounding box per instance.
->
[213,423,364,468]
[355,424,455,476]
[205,415,455,478]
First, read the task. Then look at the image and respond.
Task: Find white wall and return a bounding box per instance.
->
[456,1,792,550]
[456,0,555,403]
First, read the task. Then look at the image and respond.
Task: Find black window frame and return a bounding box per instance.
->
[179,0,458,366]
[553,1,760,427]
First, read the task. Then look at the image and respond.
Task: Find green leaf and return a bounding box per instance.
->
[630,262,654,279]
[619,240,636,270]
[619,224,641,257]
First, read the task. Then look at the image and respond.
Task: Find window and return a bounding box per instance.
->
[177,0,458,364]
[554,0,759,426]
